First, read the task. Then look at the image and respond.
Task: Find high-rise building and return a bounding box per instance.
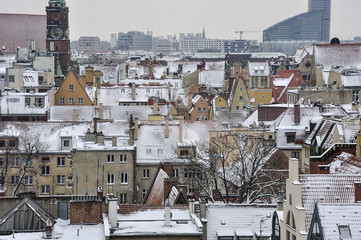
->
[116,31,152,51]
[263,0,330,42]
[110,33,117,49]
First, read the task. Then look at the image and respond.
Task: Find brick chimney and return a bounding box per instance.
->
[131,83,136,100]
[354,182,361,203]
[108,196,118,228]
[99,103,104,119]
[294,104,300,125]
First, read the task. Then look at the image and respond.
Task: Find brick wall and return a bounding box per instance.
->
[354,183,361,203]
[70,200,102,224]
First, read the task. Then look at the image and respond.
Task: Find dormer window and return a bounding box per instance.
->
[61,137,72,150]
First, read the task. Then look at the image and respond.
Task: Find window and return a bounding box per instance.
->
[57,157,66,166]
[25,98,30,107]
[11,157,20,167]
[0,158,3,166]
[57,175,65,185]
[353,90,359,102]
[9,75,15,83]
[120,154,127,162]
[251,77,258,88]
[42,166,50,175]
[142,189,147,200]
[50,42,54,51]
[0,140,5,147]
[107,155,115,163]
[24,175,33,185]
[69,84,74,90]
[286,132,296,143]
[107,173,115,185]
[62,139,70,149]
[173,168,179,178]
[291,152,300,159]
[69,97,74,105]
[59,97,65,104]
[25,158,33,167]
[121,173,128,184]
[78,97,84,104]
[197,107,201,112]
[338,225,352,240]
[157,149,163,155]
[260,77,268,87]
[119,193,127,204]
[42,157,50,162]
[142,169,150,178]
[289,194,292,205]
[11,176,19,185]
[9,140,16,148]
[41,185,50,194]
[180,149,189,157]
[146,149,151,155]
[203,107,206,112]
[121,88,125,93]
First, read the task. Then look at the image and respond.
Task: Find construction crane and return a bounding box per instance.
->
[235,30,262,40]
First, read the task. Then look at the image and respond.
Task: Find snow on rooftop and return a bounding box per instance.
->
[0,219,104,240]
[300,174,361,231]
[293,46,313,64]
[206,204,275,240]
[199,70,225,88]
[112,209,200,236]
[273,73,294,87]
[317,203,361,240]
[314,44,361,72]
[341,74,361,87]
[248,62,270,77]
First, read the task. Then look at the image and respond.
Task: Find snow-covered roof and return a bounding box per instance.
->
[206,204,275,240]
[314,44,361,72]
[1,92,49,115]
[273,73,294,87]
[293,46,313,64]
[251,52,286,59]
[316,203,361,240]
[341,74,361,88]
[199,70,224,88]
[329,152,361,174]
[0,219,104,240]
[145,169,169,206]
[300,174,361,231]
[136,120,226,164]
[113,209,201,236]
[248,62,270,77]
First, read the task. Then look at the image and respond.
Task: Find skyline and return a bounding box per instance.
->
[1,0,361,42]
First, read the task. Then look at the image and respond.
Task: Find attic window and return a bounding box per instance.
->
[338,225,352,240]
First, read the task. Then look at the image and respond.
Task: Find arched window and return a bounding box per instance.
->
[272,212,280,240]
[291,212,296,230]
[286,210,290,226]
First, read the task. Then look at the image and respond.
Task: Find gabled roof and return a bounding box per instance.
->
[300,174,361,231]
[0,197,54,232]
[314,203,361,240]
[144,169,169,206]
[330,152,361,174]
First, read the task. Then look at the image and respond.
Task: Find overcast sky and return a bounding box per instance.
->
[1,0,360,42]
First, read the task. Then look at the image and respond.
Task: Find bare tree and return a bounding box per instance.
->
[172,132,288,204]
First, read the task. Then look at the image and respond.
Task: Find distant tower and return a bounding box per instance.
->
[202,26,206,39]
[46,0,70,85]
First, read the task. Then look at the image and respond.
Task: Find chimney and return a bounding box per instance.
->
[354,182,361,203]
[165,118,169,138]
[149,65,154,77]
[85,129,95,141]
[131,83,136,100]
[179,120,183,143]
[45,219,53,238]
[168,82,171,101]
[97,186,103,200]
[153,102,158,115]
[294,104,300,125]
[199,198,207,219]
[201,218,208,240]
[72,110,77,122]
[188,198,195,215]
[164,202,172,227]
[289,158,299,182]
[108,196,118,228]
[112,136,117,147]
[96,132,104,144]
[99,103,104,119]
[134,118,139,141]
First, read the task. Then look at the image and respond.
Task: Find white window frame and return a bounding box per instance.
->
[69,97,74,105]
[24,175,33,185]
[107,155,115,163]
[57,157,66,166]
[59,97,65,104]
[78,97,84,105]
[41,185,50,194]
[57,175,65,185]
[107,173,115,185]
[142,169,150,178]
[120,154,127,163]
[42,166,50,175]
[121,173,128,184]
[173,168,179,178]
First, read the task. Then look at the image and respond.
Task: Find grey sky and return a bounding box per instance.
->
[1,0,360,42]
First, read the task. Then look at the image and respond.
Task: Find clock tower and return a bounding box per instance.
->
[46,0,70,84]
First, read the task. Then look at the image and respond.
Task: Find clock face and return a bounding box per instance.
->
[50,27,63,40]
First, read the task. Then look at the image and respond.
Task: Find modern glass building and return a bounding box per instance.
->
[263,0,330,42]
